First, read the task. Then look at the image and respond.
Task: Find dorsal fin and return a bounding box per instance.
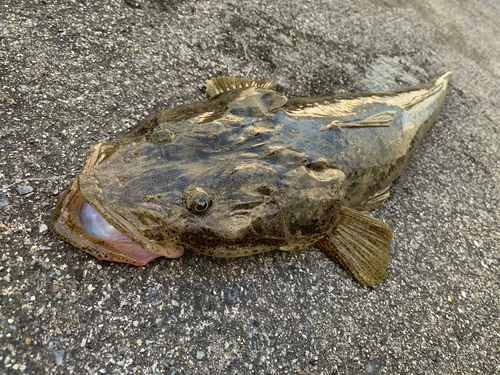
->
[206,76,273,98]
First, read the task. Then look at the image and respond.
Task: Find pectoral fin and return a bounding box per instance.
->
[206,76,273,97]
[315,206,393,287]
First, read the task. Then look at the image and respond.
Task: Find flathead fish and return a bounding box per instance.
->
[51,72,451,286]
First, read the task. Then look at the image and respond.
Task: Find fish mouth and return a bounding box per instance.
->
[51,177,184,265]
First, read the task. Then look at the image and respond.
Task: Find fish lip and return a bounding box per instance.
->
[51,176,183,265]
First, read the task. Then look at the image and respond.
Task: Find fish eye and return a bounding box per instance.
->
[183,188,212,215]
[195,198,209,213]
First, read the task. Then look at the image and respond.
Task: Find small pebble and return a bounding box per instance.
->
[224,289,239,305]
[0,195,9,207]
[365,357,385,375]
[54,349,65,366]
[39,224,48,233]
[146,289,158,303]
[390,240,397,255]
[196,351,205,360]
[17,186,33,195]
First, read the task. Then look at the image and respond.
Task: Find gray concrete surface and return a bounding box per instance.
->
[1,0,499,374]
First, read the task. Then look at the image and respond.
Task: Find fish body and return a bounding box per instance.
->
[51,73,451,286]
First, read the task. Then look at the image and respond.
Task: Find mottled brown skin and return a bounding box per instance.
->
[51,72,451,285]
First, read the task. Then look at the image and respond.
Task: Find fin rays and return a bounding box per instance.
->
[206,76,273,98]
[355,184,391,211]
[333,110,396,129]
[315,207,393,287]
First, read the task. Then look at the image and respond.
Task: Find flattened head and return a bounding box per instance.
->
[51,85,348,263]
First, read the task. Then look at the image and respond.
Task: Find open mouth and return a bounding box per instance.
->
[79,200,173,263]
[51,178,184,265]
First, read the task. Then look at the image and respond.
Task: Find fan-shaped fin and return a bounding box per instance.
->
[315,206,393,287]
[206,76,273,98]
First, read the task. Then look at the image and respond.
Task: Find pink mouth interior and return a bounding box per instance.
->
[79,201,183,263]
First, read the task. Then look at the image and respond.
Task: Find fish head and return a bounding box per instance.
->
[164,158,348,257]
[51,87,347,263]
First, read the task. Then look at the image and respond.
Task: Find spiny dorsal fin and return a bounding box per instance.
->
[315,206,393,287]
[206,76,273,98]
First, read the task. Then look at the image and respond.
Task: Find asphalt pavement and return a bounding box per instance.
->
[0,0,498,374]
